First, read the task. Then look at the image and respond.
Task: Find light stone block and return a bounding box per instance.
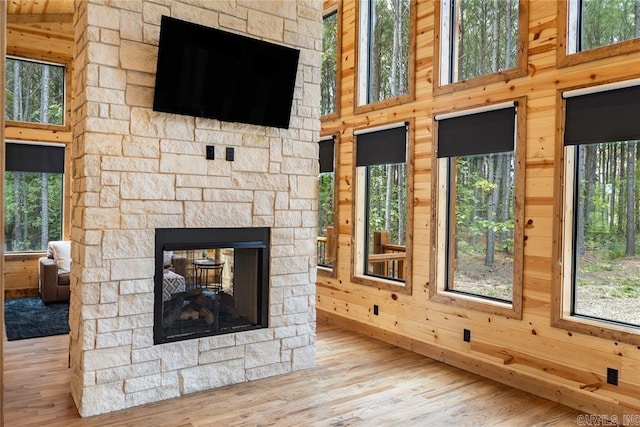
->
[120,10,143,41]
[110,258,154,281]
[245,362,291,382]
[79,382,126,417]
[96,360,160,384]
[120,40,157,73]
[172,1,219,27]
[87,4,120,30]
[83,345,131,371]
[245,340,281,369]
[199,345,245,364]
[124,373,162,393]
[180,359,246,394]
[292,345,317,371]
[131,108,195,140]
[120,172,176,200]
[120,279,153,295]
[124,384,180,408]
[161,340,199,371]
[96,330,133,349]
[283,295,310,315]
[119,293,154,317]
[100,281,119,304]
[160,153,207,175]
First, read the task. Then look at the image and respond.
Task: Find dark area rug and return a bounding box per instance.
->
[4,297,69,341]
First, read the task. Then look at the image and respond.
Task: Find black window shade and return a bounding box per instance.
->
[437,106,516,158]
[5,143,65,174]
[319,138,335,173]
[356,125,407,166]
[564,84,640,146]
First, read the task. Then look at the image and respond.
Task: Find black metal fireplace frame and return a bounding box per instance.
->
[153,227,270,344]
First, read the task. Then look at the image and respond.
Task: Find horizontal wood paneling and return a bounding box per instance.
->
[4,255,42,299]
[319,0,640,416]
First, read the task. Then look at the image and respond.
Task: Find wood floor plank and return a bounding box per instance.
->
[4,321,584,426]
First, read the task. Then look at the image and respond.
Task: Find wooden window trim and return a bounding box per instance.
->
[429,97,526,320]
[433,0,529,97]
[551,89,640,346]
[351,120,414,295]
[321,1,342,122]
[318,133,340,279]
[557,2,640,69]
[353,0,416,115]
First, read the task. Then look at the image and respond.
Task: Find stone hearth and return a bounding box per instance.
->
[68,0,320,417]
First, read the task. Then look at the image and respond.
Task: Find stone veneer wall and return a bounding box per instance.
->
[69,0,321,417]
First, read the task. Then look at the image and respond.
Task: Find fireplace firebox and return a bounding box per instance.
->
[154,227,270,344]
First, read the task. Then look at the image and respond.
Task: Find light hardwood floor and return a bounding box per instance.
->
[4,321,583,426]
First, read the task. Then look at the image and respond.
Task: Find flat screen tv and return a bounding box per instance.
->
[153,16,300,129]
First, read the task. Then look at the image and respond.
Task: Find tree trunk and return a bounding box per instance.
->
[485,155,500,267]
[491,0,499,72]
[12,60,21,120]
[397,163,405,245]
[584,145,597,230]
[576,148,586,255]
[499,153,512,253]
[40,64,50,123]
[617,145,626,235]
[41,174,49,249]
[626,143,636,256]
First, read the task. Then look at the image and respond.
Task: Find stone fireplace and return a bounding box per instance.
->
[155,227,270,344]
[69,0,321,417]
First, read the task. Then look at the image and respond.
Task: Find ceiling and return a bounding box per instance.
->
[6,0,74,39]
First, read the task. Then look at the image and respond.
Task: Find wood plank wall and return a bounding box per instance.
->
[318,0,640,418]
[4,20,73,300]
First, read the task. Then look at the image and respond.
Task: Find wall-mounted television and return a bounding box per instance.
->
[153,16,300,129]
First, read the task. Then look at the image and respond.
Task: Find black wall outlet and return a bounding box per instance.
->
[607,368,619,386]
[226,147,234,161]
[206,145,215,160]
[373,305,379,316]
[463,329,471,342]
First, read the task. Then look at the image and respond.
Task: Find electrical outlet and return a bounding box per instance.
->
[226,147,234,161]
[206,145,215,160]
[373,305,379,316]
[607,368,618,386]
[463,329,471,342]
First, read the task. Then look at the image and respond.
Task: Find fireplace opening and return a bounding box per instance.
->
[154,227,270,344]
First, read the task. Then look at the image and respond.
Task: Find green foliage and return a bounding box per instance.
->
[318,172,335,235]
[4,172,63,252]
[321,12,338,116]
[368,0,410,102]
[581,0,639,51]
[456,0,519,81]
[5,57,65,125]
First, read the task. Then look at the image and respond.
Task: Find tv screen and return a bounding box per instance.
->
[153,16,300,129]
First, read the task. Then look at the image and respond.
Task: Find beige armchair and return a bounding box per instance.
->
[39,241,71,304]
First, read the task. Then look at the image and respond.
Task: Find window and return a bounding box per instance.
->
[357,0,411,107]
[557,81,640,344]
[5,57,65,126]
[353,124,411,291]
[436,0,526,92]
[318,136,337,273]
[431,101,524,318]
[568,0,640,53]
[561,0,640,66]
[321,9,339,117]
[4,142,65,253]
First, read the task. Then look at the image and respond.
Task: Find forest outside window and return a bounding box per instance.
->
[558,82,640,342]
[318,136,337,273]
[436,0,526,93]
[357,0,411,107]
[4,142,65,253]
[353,124,410,291]
[432,101,524,318]
[5,56,65,126]
[321,9,338,117]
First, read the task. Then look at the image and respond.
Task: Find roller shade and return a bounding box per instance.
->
[356,124,406,166]
[564,84,640,146]
[319,138,335,173]
[437,106,516,158]
[5,143,65,174]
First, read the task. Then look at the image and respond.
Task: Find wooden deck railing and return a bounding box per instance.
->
[317,226,335,267]
[369,231,405,280]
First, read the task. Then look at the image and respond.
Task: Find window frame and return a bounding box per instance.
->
[351,120,414,294]
[430,98,526,319]
[354,0,416,115]
[558,0,640,68]
[5,55,69,131]
[317,133,339,278]
[552,82,640,346]
[321,2,342,122]
[433,0,529,96]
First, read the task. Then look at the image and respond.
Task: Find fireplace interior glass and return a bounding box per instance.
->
[154,228,269,344]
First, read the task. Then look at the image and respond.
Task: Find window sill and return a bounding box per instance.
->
[552,315,640,346]
[351,273,410,295]
[429,290,522,320]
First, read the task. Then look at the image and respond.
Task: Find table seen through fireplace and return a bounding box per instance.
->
[193,259,224,292]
